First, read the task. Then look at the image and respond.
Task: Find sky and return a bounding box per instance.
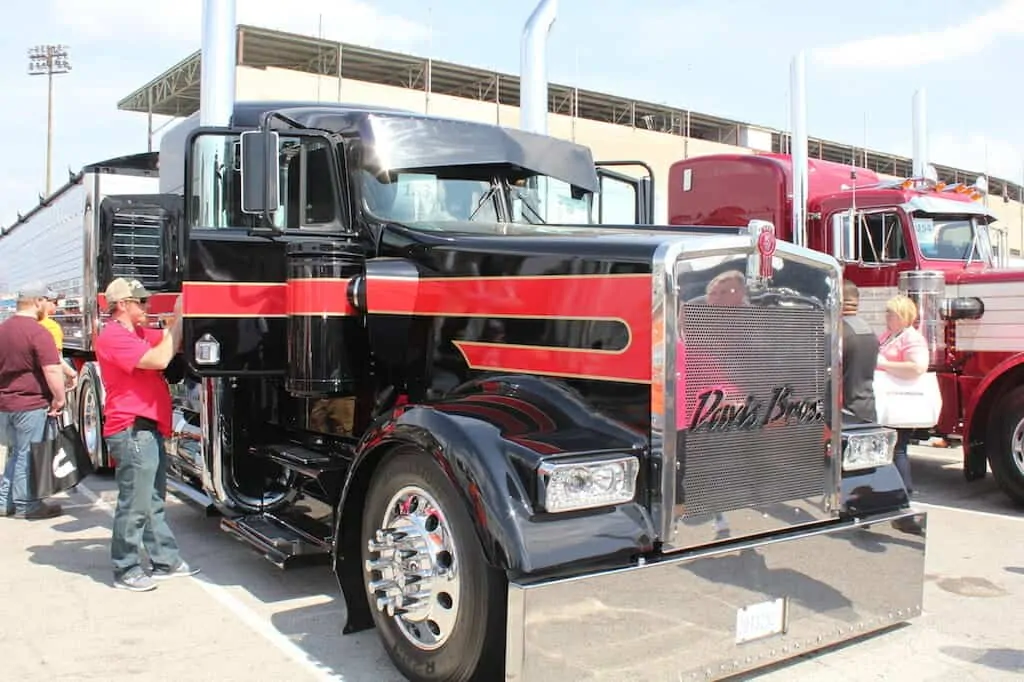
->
[2,0,1023,228]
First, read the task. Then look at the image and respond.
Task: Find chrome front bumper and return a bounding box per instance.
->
[505,509,926,681]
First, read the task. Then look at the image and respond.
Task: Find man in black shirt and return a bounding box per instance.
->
[841,280,878,422]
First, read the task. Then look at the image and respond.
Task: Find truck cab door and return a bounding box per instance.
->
[829,207,914,290]
[96,194,185,300]
[595,161,655,225]
[181,130,357,379]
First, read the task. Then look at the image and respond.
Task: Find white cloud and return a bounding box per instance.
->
[812,0,1024,68]
[48,0,429,48]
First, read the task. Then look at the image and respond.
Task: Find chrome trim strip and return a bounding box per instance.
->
[198,376,223,501]
[504,510,926,681]
[197,376,296,513]
[81,172,99,350]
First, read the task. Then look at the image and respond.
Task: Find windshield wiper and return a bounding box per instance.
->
[512,188,547,224]
[467,186,498,221]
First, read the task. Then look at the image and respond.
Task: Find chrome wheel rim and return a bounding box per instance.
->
[366,485,461,651]
[82,382,102,468]
[1011,417,1024,477]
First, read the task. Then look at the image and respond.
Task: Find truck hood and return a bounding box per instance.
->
[948,267,1024,286]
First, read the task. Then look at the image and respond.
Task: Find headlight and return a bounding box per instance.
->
[841,428,897,471]
[537,456,640,513]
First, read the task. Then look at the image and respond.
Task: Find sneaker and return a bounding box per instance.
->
[114,570,157,592]
[13,503,62,520]
[150,560,200,581]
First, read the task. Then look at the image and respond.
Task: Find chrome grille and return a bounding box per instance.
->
[110,209,164,287]
[678,304,827,517]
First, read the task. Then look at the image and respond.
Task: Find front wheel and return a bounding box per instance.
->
[361,447,505,682]
[78,364,110,472]
[987,385,1024,505]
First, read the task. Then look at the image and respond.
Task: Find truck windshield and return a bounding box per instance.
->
[359,170,593,227]
[914,215,994,266]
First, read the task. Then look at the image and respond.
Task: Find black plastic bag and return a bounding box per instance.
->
[29,417,95,499]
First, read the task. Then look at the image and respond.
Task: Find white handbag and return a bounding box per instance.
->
[873,369,942,428]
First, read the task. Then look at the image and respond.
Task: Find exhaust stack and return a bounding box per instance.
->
[520,0,557,134]
[200,0,237,128]
[790,52,808,249]
[912,89,928,178]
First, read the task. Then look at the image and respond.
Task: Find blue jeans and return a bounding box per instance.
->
[0,408,50,514]
[894,429,914,495]
[107,427,182,578]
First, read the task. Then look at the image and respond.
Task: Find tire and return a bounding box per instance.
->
[987,385,1024,505]
[78,364,110,472]
[361,447,505,682]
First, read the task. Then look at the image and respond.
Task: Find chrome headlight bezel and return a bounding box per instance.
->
[537,454,640,513]
[841,427,897,472]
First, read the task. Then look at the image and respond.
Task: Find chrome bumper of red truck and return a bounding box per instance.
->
[505,509,926,681]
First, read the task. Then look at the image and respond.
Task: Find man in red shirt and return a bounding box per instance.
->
[0,286,67,519]
[95,278,199,592]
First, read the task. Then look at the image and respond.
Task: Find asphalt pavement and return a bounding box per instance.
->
[1,444,1022,681]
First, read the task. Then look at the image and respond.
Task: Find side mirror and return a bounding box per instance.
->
[240,130,280,214]
[831,211,855,261]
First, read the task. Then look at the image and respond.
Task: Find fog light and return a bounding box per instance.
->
[842,428,897,471]
[194,333,221,365]
[538,456,639,512]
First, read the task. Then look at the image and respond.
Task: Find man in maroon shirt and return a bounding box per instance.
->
[95,278,199,592]
[0,286,67,519]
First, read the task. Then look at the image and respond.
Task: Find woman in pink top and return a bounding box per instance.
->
[877,294,929,498]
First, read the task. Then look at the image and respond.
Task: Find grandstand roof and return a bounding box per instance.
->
[117,24,1022,202]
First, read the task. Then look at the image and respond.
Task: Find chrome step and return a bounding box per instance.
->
[260,443,350,480]
[167,479,220,517]
[220,512,332,569]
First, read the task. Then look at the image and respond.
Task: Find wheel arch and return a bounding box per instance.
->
[332,376,656,634]
[964,355,1024,472]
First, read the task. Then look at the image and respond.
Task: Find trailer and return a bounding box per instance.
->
[0,152,180,470]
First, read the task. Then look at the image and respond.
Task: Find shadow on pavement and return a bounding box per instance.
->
[270,600,404,682]
[26,536,114,587]
[940,646,1024,673]
[907,449,1024,518]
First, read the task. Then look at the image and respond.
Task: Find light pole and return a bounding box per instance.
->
[27,44,71,196]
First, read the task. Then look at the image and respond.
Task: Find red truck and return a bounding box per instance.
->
[667,149,1024,504]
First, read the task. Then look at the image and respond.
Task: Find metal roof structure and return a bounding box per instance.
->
[118,24,1022,202]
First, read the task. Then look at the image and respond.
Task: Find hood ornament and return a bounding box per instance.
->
[747,219,777,284]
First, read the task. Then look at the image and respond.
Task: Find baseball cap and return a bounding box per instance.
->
[17,281,57,300]
[105,277,151,303]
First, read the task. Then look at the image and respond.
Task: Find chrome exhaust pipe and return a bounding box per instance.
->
[520,0,558,134]
[200,0,237,127]
[912,89,928,178]
[790,51,808,249]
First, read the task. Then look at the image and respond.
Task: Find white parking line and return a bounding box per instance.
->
[74,482,347,682]
[912,500,1024,523]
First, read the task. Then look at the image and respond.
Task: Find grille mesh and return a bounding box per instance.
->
[110,209,164,287]
[678,304,828,517]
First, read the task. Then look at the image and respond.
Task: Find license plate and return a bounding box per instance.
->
[735,597,787,644]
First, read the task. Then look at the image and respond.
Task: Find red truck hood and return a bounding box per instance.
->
[947,267,1024,286]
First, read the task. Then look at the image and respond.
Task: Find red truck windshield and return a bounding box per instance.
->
[914,215,994,265]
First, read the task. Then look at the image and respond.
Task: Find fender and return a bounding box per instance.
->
[333,376,656,633]
[962,352,1024,468]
